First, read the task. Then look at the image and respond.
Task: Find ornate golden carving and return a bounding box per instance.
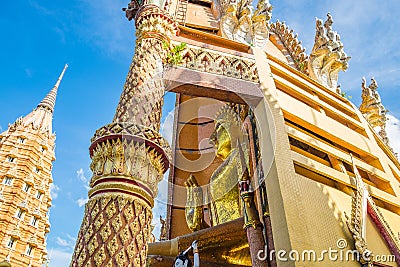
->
[216,0,272,48]
[114,5,178,127]
[308,13,350,90]
[177,43,259,82]
[89,138,164,199]
[270,20,308,74]
[71,194,152,267]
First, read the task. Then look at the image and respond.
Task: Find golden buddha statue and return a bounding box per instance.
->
[185,105,249,231]
[147,105,254,266]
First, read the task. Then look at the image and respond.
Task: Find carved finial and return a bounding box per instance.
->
[308,13,350,90]
[159,215,167,241]
[336,84,341,94]
[218,0,272,47]
[324,12,333,29]
[359,77,395,153]
[38,64,68,113]
[370,77,378,90]
[362,76,367,88]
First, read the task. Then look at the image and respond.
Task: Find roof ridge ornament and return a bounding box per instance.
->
[270,20,308,73]
[308,13,350,91]
[218,0,272,48]
[359,77,396,157]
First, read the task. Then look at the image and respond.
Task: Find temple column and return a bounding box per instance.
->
[70,3,178,266]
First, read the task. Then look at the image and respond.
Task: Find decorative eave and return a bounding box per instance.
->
[269,20,308,74]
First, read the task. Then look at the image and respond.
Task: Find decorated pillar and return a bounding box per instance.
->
[239,178,266,267]
[237,133,266,267]
[70,2,178,266]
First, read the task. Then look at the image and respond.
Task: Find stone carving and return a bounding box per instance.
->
[215,0,272,47]
[308,13,350,90]
[359,77,395,155]
[270,20,308,74]
[177,43,259,82]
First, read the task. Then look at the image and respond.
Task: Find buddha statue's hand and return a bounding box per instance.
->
[185,175,205,232]
[191,240,198,250]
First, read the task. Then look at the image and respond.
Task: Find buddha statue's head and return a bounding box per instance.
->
[210,105,242,160]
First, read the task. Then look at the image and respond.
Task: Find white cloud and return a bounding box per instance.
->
[386,115,400,155]
[50,183,60,200]
[48,248,72,267]
[55,234,76,250]
[161,110,174,144]
[77,0,133,56]
[74,169,90,207]
[56,237,70,247]
[76,197,89,208]
[76,168,90,190]
[77,168,88,184]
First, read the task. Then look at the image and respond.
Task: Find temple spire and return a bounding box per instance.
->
[38,64,68,113]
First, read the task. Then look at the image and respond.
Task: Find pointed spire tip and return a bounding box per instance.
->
[37,64,68,113]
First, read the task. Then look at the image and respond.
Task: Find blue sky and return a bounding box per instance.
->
[0,0,399,265]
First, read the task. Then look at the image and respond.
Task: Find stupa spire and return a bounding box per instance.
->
[38,64,68,113]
